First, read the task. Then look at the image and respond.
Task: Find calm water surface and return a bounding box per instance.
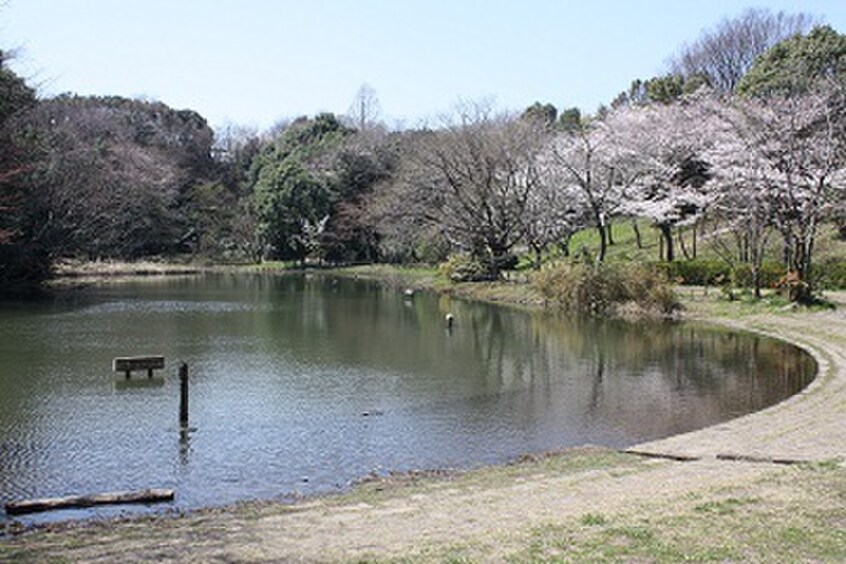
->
[0,274,815,523]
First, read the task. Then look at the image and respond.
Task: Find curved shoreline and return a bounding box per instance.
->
[2,278,844,561]
[629,310,845,463]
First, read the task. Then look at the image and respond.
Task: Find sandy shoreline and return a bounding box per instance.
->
[2,279,844,562]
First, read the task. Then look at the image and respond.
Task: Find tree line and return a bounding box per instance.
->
[1,8,844,303]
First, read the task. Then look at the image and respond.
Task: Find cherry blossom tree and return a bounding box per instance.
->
[546,116,633,264]
[605,100,714,262]
[705,145,778,297]
[524,156,584,267]
[705,85,846,301]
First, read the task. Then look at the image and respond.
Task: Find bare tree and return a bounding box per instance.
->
[388,103,549,278]
[669,8,817,93]
[346,83,382,132]
[20,96,192,258]
[213,121,261,162]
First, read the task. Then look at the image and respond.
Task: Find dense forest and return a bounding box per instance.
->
[1,8,845,302]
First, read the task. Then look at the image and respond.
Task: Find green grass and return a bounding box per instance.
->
[693,496,760,515]
[377,464,846,563]
[242,219,846,293]
[565,219,846,268]
[535,466,846,562]
[579,513,608,526]
[568,219,663,264]
[679,285,839,319]
[337,263,445,287]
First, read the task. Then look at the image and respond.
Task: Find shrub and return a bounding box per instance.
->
[438,254,492,282]
[658,258,845,292]
[533,262,679,316]
[533,262,620,315]
[655,259,726,286]
[618,263,680,314]
[656,259,790,290]
[812,258,846,290]
[732,261,786,289]
[416,237,452,265]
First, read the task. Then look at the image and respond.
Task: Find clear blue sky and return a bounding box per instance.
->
[3,1,846,131]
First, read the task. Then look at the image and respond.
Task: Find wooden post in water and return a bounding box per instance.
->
[179,362,189,427]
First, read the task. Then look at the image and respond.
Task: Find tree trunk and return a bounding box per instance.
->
[530,242,544,270]
[679,227,690,260]
[782,238,792,269]
[660,224,674,262]
[487,240,509,280]
[558,237,570,257]
[789,239,814,304]
[632,219,642,249]
[692,223,697,259]
[606,222,615,246]
[596,223,607,264]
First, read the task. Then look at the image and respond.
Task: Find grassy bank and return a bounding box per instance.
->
[337,263,546,307]
[51,259,212,280]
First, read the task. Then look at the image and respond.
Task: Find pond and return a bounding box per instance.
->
[0,273,815,523]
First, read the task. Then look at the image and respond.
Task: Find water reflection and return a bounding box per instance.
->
[0,273,815,522]
[179,427,193,467]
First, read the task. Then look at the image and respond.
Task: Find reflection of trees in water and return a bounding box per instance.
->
[519,313,815,440]
[0,275,820,505]
[449,306,813,440]
[236,274,814,441]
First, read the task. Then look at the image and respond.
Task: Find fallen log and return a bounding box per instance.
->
[621,449,701,462]
[4,488,175,516]
[715,453,808,465]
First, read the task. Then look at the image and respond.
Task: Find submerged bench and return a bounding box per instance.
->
[113,356,165,378]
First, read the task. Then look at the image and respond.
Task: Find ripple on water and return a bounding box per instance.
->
[0,275,816,524]
[71,300,259,317]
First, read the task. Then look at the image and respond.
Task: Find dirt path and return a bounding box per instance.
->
[3,295,846,562]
